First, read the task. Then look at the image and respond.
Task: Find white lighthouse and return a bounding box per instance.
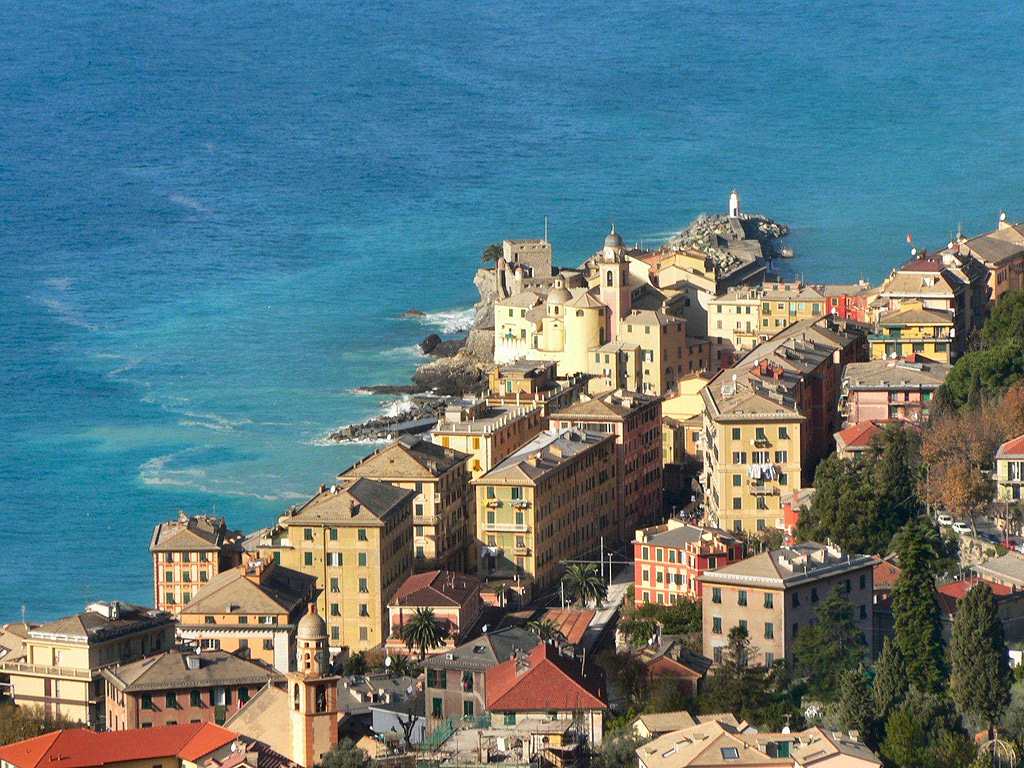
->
[729,189,741,218]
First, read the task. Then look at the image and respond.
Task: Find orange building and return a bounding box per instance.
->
[150,512,243,614]
[633,521,743,606]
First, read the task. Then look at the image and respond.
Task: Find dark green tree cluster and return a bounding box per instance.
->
[938,291,1024,411]
[799,423,922,555]
[629,598,702,636]
[0,704,81,747]
[892,523,946,693]
[698,627,803,730]
[316,738,373,768]
[792,585,868,700]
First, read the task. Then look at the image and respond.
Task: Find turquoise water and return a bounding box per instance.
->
[3,0,1024,621]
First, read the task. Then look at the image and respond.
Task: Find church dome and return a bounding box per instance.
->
[297,604,328,641]
[604,225,624,250]
[548,284,572,304]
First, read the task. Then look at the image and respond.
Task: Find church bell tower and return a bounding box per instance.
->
[287,604,340,767]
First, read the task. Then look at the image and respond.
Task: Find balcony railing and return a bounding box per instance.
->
[482,523,529,533]
[0,661,95,680]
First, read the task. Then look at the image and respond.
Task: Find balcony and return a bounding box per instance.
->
[482,522,529,533]
[749,485,779,496]
[0,661,95,680]
[513,545,532,556]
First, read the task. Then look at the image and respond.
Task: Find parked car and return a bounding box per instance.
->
[937,514,954,527]
[981,532,1002,544]
[952,521,972,535]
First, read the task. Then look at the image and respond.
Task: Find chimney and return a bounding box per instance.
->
[319,483,326,493]
[185,654,202,671]
[350,501,361,517]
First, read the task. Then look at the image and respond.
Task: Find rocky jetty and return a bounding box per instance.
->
[664,213,790,270]
[326,396,447,443]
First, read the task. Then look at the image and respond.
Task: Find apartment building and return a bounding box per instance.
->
[150,512,243,614]
[176,555,315,673]
[340,434,471,571]
[823,282,872,323]
[485,359,583,416]
[102,648,282,730]
[700,542,874,667]
[633,521,743,605]
[550,389,663,542]
[661,375,710,469]
[0,601,175,728]
[473,429,617,594]
[431,400,544,480]
[617,309,697,395]
[869,304,956,364]
[996,434,1024,502]
[841,357,950,425]
[951,216,1024,308]
[701,317,868,533]
[257,477,414,654]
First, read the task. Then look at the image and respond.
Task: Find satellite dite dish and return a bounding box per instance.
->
[1001,212,1007,221]
[911,248,918,256]
[481,624,489,633]
[948,242,954,249]
[385,656,392,668]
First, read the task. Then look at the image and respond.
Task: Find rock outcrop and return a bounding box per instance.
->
[411,353,488,396]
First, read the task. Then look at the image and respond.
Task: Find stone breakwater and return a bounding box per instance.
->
[326,396,448,443]
[664,213,790,269]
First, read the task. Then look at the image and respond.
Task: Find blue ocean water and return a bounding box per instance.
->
[3,0,1024,622]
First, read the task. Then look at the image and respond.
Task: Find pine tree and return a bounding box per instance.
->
[792,585,867,700]
[838,667,879,749]
[892,522,945,692]
[949,582,1013,740]
[873,637,908,718]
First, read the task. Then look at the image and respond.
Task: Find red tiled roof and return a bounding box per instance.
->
[872,556,902,589]
[540,608,596,645]
[0,723,237,768]
[998,434,1024,458]
[935,578,1014,616]
[835,420,884,451]
[390,570,481,608]
[486,643,607,712]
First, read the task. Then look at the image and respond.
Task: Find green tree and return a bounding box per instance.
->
[633,599,702,635]
[343,652,368,676]
[880,690,972,768]
[482,242,503,264]
[792,585,868,700]
[873,637,909,718]
[949,582,1013,740]
[317,737,374,768]
[562,563,607,608]
[526,619,567,644]
[618,617,657,647]
[839,667,880,749]
[892,522,945,692]
[591,733,646,768]
[401,607,449,660]
[0,704,81,747]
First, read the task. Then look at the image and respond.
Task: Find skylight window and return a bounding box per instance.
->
[721,748,740,760]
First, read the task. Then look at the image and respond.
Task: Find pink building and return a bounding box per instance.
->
[551,389,662,543]
[633,521,743,606]
[386,571,482,657]
[841,358,950,425]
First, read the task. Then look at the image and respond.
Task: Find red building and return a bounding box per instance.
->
[823,283,871,323]
[633,521,743,606]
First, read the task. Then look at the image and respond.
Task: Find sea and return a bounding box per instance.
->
[3,0,1024,623]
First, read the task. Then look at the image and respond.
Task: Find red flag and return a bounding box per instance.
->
[906,234,913,244]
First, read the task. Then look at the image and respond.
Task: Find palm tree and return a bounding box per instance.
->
[401,607,449,660]
[526,618,567,644]
[562,563,607,608]
[383,653,416,677]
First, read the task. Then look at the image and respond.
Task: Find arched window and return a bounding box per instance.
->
[606,271,614,287]
[576,310,584,317]
[293,684,300,711]
[316,684,327,713]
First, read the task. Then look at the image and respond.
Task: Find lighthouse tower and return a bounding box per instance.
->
[729,189,741,218]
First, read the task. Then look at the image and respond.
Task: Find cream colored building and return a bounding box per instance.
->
[340,434,471,571]
[257,477,414,654]
[661,375,710,467]
[0,601,175,728]
[431,400,543,479]
[701,317,867,533]
[473,429,617,594]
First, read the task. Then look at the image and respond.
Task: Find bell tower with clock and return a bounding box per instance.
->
[288,604,340,766]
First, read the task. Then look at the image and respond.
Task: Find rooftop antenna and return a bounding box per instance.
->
[544,215,549,243]
[21,604,27,630]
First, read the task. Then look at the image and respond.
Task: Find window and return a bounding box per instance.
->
[304,552,313,566]
[738,590,747,606]
[792,592,800,607]
[432,698,443,718]
[860,574,866,590]
[738,619,747,632]
[764,622,774,639]
[860,605,868,619]
[732,474,741,487]
[774,450,788,463]
[359,578,368,593]
[205,616,215,624]
[721,748,740,760]
[811,588,819,603]
[359,604,370,617]
[714,646,723,663]
[779,427,789,439]
[304,528,313,541]
[359,627,368,641]
[166,692,178,709]
[732,498,742,510]
[330,603,340,617]
[756,427,766,440]
[239,687,250,703]
[200,552,209,562]
[713,617,722,634]
[142,693,154,710]
[183,592,190,604]
[326,553,342,567]
[239,616,248,624]
[642,569,649,582]
[712,587,721,604]
[464,700,475,718]
[764,593,773,609]
[264,639,274,651]
[656,548,663,562]
[165,570,173,583]
[778,473,788,485]
[731,428,741,440]
[358,529,368,541]
[191,689,203,707]
[765,652,775,666]
[329,528,338,541]
[330,578,339,593]
[166,593,175,605]
[504,713,517,726]
[792,622,799,637]
[462,671,474,692]
[427,669,447,689]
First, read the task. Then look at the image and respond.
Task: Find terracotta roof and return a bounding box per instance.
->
[935,578,1013,617]
[485,643,607,712]
[997,434,1024,458]
[878,306,953,326]
[223,684,294,760]
[871,556,902,590]
[540,608,596,645]
[342,435,468,481]
[389,570,481,608]
[0,723,237,768]
[835,421,885,453]
[150,513,237,553]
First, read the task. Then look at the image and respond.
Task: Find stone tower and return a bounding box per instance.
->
[598,225,631,341]
[729,189,741,218]
[287,605,339,767]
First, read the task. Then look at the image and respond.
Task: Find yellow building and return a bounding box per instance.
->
[869,303,955,363]
[661,375,711,467]
[257,477,414,654]
[0,602,175,728]
[701,318,867,533]
[995,434,1024,503]
[150,513,243,614]
[617,309,694,396]
[473,429,617,594]
[952,216,1024,308]
[340,434,471,571]
[485,359,584,416]
[431,400,543,479]
[176,555,316,673]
